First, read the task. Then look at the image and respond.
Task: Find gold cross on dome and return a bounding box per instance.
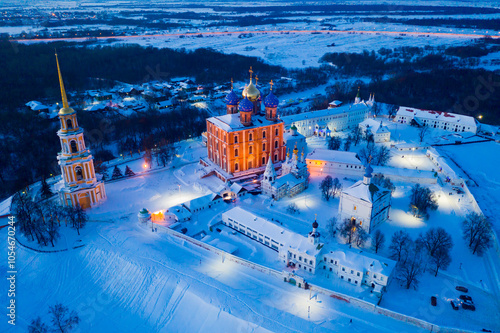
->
[249,66,253,79]
[255,75,259,84]
[270,79,274,91]
[315,213,317,221]
[230,77,233,90]
[369,155,372,164]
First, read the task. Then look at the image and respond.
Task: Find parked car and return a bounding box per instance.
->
[450,300,459,310]
[456,286,468,293]
[459,295,473,302]
[431,296,437,306]
[462,302,476,311]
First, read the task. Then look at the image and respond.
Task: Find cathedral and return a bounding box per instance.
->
[55,52,106,209]
[201,68,286,181]
[261,144,309,200]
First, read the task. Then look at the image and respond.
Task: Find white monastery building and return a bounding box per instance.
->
[306,149,364,176]
[359,119,391,143]
[322,248,396,294]
[395,106,479,134]
[338,165,392,234]
[222,207,323,273]
[281,103,369,138]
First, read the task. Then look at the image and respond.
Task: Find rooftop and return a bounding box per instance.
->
[223,207,321,256]
[281,103,368,125]
[397,106,477,128]
[207,113,282,133]
[306,149,362,166]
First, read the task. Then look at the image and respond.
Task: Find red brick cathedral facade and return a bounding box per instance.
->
[205,69,285,177]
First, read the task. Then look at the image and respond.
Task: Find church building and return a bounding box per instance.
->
[338,165,391,234]
[55,52,106,209]
[261,144,309,200]
[201,68,286,181]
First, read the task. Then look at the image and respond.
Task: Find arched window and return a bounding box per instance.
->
[262,143,266,151]
[249,133,253,141]
[75,166,83,181]
[274,154,278,162]
[70,140,78,153]
[262,131,266,138]
[249,146,253,154]
[235,148,239,157]
[234,136,238,144]
[235,163,239,171]
[66,119,73,129]
[262,157,266,165]
[275,128,279,136]
[248,161,252,169]
[274,140,278,149]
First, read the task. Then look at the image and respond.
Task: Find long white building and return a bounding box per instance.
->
[281,103,369,137]
[395,106,478,134]
[222,207,323,273]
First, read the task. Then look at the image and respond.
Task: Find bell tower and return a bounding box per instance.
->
[55,51,106,209]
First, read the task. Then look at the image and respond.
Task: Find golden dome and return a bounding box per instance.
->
[243,79,260,101]
[59,107,75,115]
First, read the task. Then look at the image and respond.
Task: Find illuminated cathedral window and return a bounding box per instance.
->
[70,140,77,153]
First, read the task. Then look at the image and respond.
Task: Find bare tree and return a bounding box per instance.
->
[28,317,49,333]
[417,227,453,258]
[372,174,395,192]
[65,206,88,236]
[328,135,342,150]
[358,145,378,165]
[49,303,80,333]
[372,229,386,253]
[343,135,352,151]
[351,126,363,146]
[409,184,438,219]
[374,145,391,166]
[331,177,342,199]
[388,105,398,118]
[354,227,369,248]
[397,243,426,289]
[389,230,412,263]
[339,218,356,247]
[326,217,337,239]
[462,212,493,255]
[418,125,429,143]
[429,246,451,276]
[319,175,334,201]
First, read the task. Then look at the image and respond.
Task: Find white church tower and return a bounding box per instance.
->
[261,153,277,197]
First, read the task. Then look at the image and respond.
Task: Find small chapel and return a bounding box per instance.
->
[261,144,309,200]
[54,52,106,209]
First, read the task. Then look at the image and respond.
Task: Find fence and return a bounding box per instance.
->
[154,221,477,333]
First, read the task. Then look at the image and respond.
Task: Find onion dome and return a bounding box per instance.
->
[238,97,253,112]
[290,124,297,131]
[243,80,260,101]
[264,91,279,108]
[364,164,373,177]
[312,219,318,229]
[224,90,239,106]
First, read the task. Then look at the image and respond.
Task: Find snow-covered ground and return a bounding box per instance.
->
[5,124,500,332]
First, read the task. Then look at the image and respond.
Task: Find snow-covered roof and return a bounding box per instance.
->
[329,100,343,107]
[342,179,389,204]
[397,106,477,128]
[306,149,362,166]
[281,103,368,125]
[182,192,221,212]
[229,183,246,194]
[274,172,304,188]
[84,103,106,112]
[25,101,48,111]
[359,119,389,134]
[167,205,192,221]
[207,113,282,133]
[223,207,321,257]
[325,246,396,278]
[283,131,306,141]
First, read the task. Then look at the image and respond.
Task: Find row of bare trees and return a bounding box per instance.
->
[12,192,88,247]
